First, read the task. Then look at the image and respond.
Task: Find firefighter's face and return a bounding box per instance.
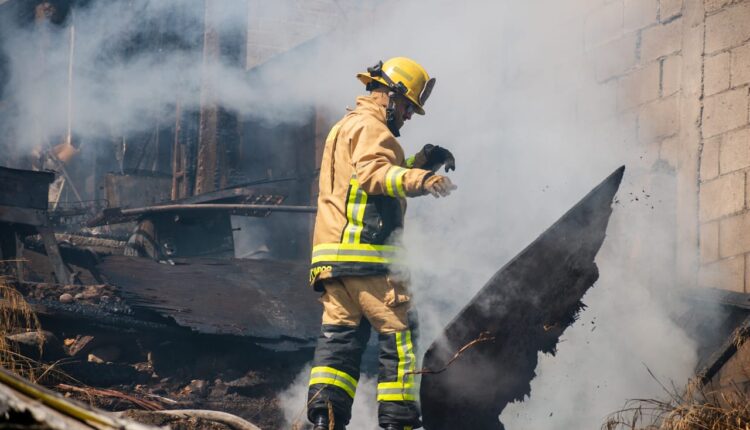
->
[391,95,415,130]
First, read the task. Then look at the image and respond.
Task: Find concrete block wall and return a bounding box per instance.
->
[697,0,750,292]
[582,0,750,292]
[585,0,685,168]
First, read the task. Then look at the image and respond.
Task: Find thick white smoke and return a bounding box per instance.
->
[1,0,700,428]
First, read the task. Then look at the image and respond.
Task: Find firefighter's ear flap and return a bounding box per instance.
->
[420,78,436,105]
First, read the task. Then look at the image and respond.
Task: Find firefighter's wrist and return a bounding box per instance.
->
[419,172,435,195]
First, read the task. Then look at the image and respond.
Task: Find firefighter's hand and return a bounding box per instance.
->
[412,144,456,172]
[423,175,457,198]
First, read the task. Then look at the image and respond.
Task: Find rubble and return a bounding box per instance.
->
[0,366,160,430]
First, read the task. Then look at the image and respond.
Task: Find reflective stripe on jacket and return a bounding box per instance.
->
[310,95,432,289]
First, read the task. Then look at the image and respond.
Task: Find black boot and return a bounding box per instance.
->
[312,412,346,430]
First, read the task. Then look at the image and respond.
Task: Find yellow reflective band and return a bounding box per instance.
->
[377,394,417,401]
[396,330,416,384]
[311,243,400,265]
[379,331,418,403]
[377,381,418,397]
[309,366,358,399]
[396,331,405,383]
[377,381,416,389]
[385,166,408,198]
[342,177,368,244]
[405,330,415,383]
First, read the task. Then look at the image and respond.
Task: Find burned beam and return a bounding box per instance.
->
[88,203,316,227]
[682,287,750,311]
[96,255,320,345]
[695,315,750,386]
[194,0,224,195]
[420,166,624,430]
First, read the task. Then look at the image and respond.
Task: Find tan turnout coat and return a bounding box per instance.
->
[309,95,432,289]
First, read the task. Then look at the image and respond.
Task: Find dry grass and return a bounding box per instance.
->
[603,379,750,430]
[0,274,43,381]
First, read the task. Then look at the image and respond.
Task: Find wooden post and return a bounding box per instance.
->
[66,25,74,148]
[172,101,183,200]
[194,0,225,195]
[37,226,70,284]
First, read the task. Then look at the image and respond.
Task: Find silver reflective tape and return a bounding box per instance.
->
[346,187,366,243]
[310,371,357,392]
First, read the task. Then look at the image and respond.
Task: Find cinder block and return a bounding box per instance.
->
[720,128,750,174]
[624,0,659,32]
[591,33,639,81]
[702,88,749,138]
[683,0,707,27]
[720,210,750,257]
[701,136,721,181]
[705,2,750,54]
[661,54,682,96]
[585,1,624,49]
[660,0,683,21]
[638,96,679,142]
[640,18,683,62]
[698,256,745,292]
[705,0,730,14]
[731,43,750,87]
[700,171,745,221]
[617,62,661,110]
[701,221,720,263]
[704,52,731,96]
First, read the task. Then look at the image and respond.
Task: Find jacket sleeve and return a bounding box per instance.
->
[350,122,432,198]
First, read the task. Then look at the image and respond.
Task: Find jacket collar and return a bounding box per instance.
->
[352,95,388,125]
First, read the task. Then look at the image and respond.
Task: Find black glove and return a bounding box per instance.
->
[409,144,456,173]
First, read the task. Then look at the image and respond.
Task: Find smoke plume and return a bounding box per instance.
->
[0,0,701,428]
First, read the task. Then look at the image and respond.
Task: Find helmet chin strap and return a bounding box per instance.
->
[367,61,406,137]
[385,93,400,137]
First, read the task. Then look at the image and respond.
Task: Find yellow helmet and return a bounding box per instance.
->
[357,57,436,115]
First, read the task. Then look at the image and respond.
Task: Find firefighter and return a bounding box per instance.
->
[307,57,456,430]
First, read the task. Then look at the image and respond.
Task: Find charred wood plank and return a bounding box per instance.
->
[682,287,750,311]
[0,166,55,210]
[695,315,750,385]
[88,203,316,227]
[0,205,48,226]
[420,166,624,430]
[96,256,320,346]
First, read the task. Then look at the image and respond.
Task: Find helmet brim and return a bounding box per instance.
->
[356,73,426,115]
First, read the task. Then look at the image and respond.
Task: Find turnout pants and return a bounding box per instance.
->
[307,275,420,429]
